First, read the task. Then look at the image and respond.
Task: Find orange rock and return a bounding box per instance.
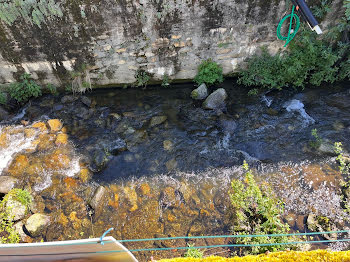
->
[7,155,29,176]
[55,133,68,146]
[139,183,151,196]
[37,134,56,151]
[47,119,63,132]
[26,163,44,176]
[64,177,78,189]
[58,212,69,226]
[0,133,8,148]
[129,204,138,212]
[32,122,47,132]
[79,168,90,183]
[69,212,79,222]
[167,213,176,222]
[61,126,67,133]
[108,193,119,209]
[24,128,36,138]
[45,150,70,170]
[110,184,119,193]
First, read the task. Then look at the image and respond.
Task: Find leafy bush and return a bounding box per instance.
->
[239,0,350,93]
[238,28,340,91]
[9,73,42,103]
[184,244,204,258]
[134,69,151,88]
[194,59,224,86]
[162,73,171,87]
[229,161,298,255]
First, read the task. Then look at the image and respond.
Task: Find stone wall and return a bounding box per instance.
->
[0,0,345,87]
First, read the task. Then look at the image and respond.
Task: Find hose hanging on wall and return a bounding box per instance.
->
[277,0,323,47]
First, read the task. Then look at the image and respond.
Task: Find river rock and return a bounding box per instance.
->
[81,96,92,107]
[92,149,110,172]
[306,213,337,240]
[61,95,76,104]
[317,141,337,156]
[109,138,127,155]
[4,196,28,221]
[0,176,18,194]
[203,88,227,110]
[47,119,63,132]
[25,213,50,237]
[14,221,28,241]
[90,186,107,212]
[191,83,208,100]
[150,116,167,127]
[0,106,9,121]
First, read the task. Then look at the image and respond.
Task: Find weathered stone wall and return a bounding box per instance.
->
[0,0,345,87]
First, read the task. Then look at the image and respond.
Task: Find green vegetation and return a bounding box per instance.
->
[45,83,57,95]
[239,2,350,92]
[0,0,63,27]
[0,92,6,105]
[4,188,32,210]
[0,189,31,244]
[9,73,42,103]
[184,244,204,258]
[134,69,151,88]
[162,73,170,87]
[309,128,322,149]
[194,59,224,87]
[334,142,350,175]
[229,161,297,255]
[0,209,19,244]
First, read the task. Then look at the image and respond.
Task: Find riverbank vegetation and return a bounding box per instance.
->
[239,0,349,93]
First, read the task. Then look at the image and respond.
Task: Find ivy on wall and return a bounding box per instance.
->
[0,0,63,28]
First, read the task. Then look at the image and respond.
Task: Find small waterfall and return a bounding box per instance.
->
[284,99,315,126]
[0,126,37,175]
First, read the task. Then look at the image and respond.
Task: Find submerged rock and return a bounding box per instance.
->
[89,186,107,216]
[307,213,337,240]
[191,83,208,100]
[109,138,127,155]
[81,96,92,107]
[150,116,167,127]
[25,213,50,237]
[203,88,227,110]
[0,176,18,194]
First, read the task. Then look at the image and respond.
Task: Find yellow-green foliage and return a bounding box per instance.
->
[229,161,296,255]
[158,250,350,262]
[0,0,63,27]
[3,188,32,210]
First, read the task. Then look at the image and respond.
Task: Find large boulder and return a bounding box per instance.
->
[0,176,18,194]
[203,88,227,110]
[25,213,50,237]
[191,83,208,100]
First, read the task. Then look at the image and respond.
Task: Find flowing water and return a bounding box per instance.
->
[0,80,349,260]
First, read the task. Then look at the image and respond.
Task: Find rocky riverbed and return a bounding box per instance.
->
[0,80,349,260]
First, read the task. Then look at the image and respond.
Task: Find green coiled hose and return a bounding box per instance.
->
[277,5,301,47]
